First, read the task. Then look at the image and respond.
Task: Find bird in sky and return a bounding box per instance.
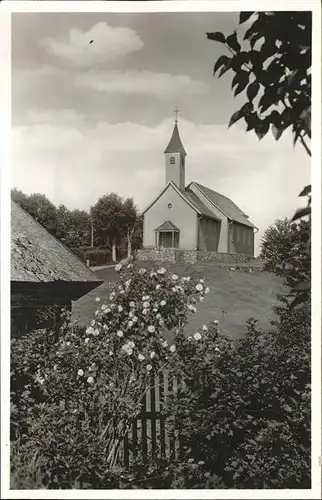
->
[89,40,94,44]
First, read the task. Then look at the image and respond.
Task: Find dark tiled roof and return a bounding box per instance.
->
[164,123,187,156]
[192,182,257,229]
[11,201,101,283]
[183,189,221,222]
[155,220,180,232]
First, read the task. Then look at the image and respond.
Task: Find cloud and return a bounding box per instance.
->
[12,111,310,256]
[74,69,209,97]
[40,22,144,67]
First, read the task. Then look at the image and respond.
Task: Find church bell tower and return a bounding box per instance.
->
[164,108,187,190]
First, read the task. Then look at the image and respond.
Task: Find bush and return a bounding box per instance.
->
[164,302,311,488]
[10,264,208,488]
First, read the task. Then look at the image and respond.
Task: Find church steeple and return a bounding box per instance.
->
[164,108,187,190]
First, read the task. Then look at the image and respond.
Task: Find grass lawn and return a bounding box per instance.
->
[72,261,286,341]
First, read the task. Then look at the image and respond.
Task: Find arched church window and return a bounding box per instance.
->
[170,156,175,164]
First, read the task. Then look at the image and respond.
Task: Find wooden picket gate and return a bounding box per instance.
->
[120,372,184,465]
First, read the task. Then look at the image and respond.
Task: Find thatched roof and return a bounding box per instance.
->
[11,201,101,284]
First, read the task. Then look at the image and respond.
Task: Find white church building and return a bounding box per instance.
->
[138,116,257,264]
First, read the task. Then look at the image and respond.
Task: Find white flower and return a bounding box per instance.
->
[150,351,156,359]
[101,304,107,311]
[213,320,219,325]
[143,295,150,300]
[159,318,164,325]
[86,326,94,335]
[125,279,131,288]
[157,267,166,275]
[118,305,123,312]
[87,376,94,384]
[117,330,124,338]
[196,283,203,292]
[156,284,161,290]
[95,297,100,302]
[160,300,166,306]
[202,325,208,331]
[109,351,113,356]
[138,354,145,361]
[215,346,220,352]
[162,340,168,348]
[146,364,153,371]
[93,329,100,336]
[103,324,108,331]
[53,365,57,370]
[199,297,204,302]
[147,325,155,333]
[150,271,156,277]
[188,304,197,313]
[205,287,210,294]
[187,336,193,341]
[128,341,135,348]
[66,341,70,346]
[91,320,95,326]
[127,263,133,269]
[156,313,161,319]
[85,338,90,344]
[132,316,138,323]
[172,274,179,281]
[170,344,176,353]
[199,279,204,284]
[129,311,134,318]
[95,311,99,317]
[142,309,148,315]
[128,320,133,328]
[194,332,202,341]
[138,268,147,275]
[115,263,122,272]
[77,369,84,376]
[143,301,150,308]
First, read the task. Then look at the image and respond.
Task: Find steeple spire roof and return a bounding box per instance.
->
[164,121,187,157]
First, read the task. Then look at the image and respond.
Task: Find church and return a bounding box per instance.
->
[139,114,257,264]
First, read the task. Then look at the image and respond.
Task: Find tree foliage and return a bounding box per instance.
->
[11,189,58,237]
[90,193,140,258]
[208,11,311,151]
[56,205,91,248]
[207,11,312,306]
[261,217,310,278]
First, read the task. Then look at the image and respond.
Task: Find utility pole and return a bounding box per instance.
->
[91,217,94,248]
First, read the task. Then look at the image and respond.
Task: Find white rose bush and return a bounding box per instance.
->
[10,264,209,488]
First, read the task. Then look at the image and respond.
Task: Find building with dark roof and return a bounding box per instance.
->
[140,117,257,258]
[11,201,102,336]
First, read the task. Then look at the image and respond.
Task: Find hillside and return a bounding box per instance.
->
[72,261,286,341]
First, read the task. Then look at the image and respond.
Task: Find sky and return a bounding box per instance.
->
[11,11,310,255]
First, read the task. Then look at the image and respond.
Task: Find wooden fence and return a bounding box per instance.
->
[120,372,185,466]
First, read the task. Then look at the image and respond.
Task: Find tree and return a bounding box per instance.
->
[260,218,310,301]
[207,11,311,304]
[11,189,58,236]
[91,194,141,262]
[118,197,140,258]
[56,205,91,248]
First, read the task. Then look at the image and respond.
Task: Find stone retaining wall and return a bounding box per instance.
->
[137,248,253,265]
[136,248,177,264]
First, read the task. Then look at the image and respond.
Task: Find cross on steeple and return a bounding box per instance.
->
[174,106,180,122]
